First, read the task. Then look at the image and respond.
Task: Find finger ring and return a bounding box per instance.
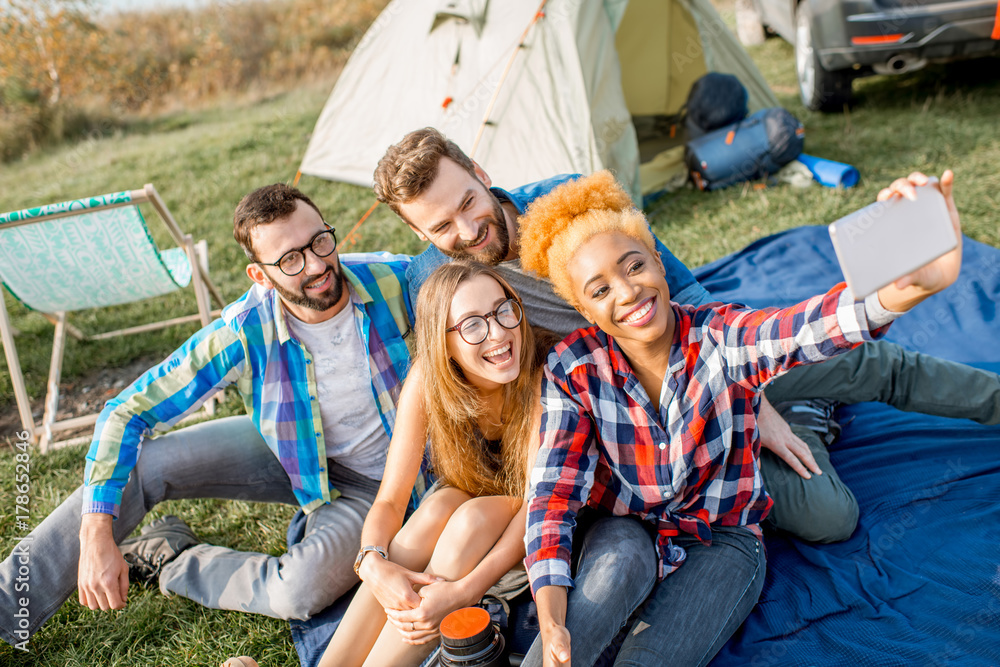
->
[410,622,415,632]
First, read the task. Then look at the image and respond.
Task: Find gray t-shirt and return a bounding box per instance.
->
[495,259,589,337]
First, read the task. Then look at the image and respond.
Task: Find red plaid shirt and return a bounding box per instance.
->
[525,284,897,593]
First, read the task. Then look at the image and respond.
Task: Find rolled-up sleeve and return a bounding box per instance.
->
[524,360,600,596]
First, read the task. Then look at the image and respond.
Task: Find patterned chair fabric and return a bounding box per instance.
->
[0,191,192,313]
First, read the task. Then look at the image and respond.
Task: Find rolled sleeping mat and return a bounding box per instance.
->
[798,153,860,188]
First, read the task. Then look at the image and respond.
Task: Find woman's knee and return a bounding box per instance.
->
[426,496,519,576]
[444,495,517,531]
[432,496,519,550]
[575,517,657,601]
[393,487,471,551]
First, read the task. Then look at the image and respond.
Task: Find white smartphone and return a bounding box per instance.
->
[828,181,957,298]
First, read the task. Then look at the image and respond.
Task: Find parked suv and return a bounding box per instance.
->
[735,0,1000,111]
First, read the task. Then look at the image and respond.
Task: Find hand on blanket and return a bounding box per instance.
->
[757,395,822,479]
[384,580,473,645]
[876,170,963,311]
[358,556,444,614]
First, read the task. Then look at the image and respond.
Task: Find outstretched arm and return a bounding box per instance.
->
[706,172,962,392]
[758,171,961,477]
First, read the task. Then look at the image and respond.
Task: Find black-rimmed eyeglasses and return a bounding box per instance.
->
[446,298,523,345]
[258,227,337,276]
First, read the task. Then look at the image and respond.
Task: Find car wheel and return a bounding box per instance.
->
[735,0,766,46]
[795,1,853,111]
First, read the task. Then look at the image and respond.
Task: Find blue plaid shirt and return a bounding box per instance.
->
[83,253,416,517]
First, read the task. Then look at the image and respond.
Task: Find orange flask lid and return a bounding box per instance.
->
[441,607,491,641]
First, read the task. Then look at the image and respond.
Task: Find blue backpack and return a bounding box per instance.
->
[685,108,805,191]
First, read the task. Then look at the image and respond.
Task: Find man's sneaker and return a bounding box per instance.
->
[771,398,843,446]
[119,515,200,585]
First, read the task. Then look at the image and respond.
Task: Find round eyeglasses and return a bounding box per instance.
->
[258,227,337,276]
[446,298,523,345]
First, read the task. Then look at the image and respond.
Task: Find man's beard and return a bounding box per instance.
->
[272,264,346,312]
[443,193,510,266]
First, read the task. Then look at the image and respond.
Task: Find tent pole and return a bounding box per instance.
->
[470,0,548,159]
[342,201,380,247]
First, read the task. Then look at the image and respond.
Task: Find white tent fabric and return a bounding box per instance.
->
[298,0,779,202]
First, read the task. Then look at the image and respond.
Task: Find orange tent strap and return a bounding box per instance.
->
[292,170,302,187]
[342,200,380,247]
[992,0,1000,40]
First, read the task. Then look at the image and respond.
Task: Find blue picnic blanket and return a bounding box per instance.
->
[290,226,1000,666]
[702,226,1000,666]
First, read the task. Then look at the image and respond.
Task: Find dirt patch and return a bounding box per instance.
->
[1,356,162,445]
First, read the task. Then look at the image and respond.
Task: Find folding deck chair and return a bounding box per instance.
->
[0,184,226,452]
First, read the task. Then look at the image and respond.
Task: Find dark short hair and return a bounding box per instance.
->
[373,127,477,222]
[233,183,324,260]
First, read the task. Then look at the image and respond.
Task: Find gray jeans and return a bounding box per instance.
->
[0,415,378,645]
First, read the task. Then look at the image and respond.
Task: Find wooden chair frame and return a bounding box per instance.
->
[0,184,226,452]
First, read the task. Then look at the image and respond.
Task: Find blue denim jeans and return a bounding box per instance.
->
[522,522,764,667]
[0,415,378,645]
[615,525,766,667]
[521,515,658,667]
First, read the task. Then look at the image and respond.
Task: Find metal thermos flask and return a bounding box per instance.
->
[438,607,508,667]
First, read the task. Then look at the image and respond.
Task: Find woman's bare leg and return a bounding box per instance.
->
[361,496,520,667]
[318,487,471,667]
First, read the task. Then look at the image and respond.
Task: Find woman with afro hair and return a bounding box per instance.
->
[517,169,963,666]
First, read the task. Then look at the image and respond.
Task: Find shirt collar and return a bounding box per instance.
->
[490,186,524,214]
[602,310,686,381]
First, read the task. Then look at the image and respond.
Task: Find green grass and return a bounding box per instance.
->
[1,23,999,667]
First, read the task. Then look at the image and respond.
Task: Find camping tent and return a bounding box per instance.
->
[298,0,779,202]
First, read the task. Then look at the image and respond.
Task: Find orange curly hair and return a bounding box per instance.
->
[519,170,657,306]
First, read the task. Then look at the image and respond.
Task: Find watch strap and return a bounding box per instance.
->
[353,545,388,576]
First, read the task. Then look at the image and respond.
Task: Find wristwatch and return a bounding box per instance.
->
[353,545,388,577]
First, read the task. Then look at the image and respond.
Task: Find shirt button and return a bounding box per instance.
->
[310,396,317,401]
[319,467,325,472]
[315,432,321,438]
[658,442,666,450]
[305,359,312,364]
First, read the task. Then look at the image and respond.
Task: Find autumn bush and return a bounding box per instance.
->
[0,0,388,162]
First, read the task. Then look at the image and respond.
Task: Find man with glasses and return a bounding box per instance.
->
[0,184,417,645]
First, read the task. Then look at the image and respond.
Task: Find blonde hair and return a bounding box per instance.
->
[519,170,657,307]
[415,262,554,497]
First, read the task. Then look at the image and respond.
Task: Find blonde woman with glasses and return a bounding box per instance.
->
[317,261,557,667]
